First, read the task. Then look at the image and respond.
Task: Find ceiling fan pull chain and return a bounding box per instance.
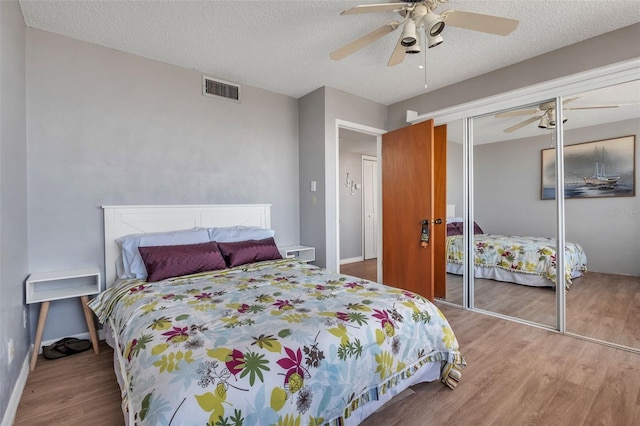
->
[424,31,428,88]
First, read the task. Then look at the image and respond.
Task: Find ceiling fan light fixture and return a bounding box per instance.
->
[406,35,421,54]
[400,20,417,46]
[423,10,445,36]
[427,33,443,48]
[548,117,568,126]
[538,115,550,129]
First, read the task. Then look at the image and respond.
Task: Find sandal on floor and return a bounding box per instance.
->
[42,337,91,359]
[63,339,92,354]
[42,337,78,359]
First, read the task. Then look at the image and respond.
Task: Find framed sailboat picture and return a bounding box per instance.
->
[541,135,636,199]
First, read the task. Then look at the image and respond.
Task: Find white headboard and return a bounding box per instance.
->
[102,204,271,287]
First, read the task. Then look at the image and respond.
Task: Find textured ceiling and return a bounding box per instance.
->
[19,0,640,106]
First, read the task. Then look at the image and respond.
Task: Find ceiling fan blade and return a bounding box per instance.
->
[387,34,406,67]
[565,105,620,110]
[495,109,539,118]
[341,3,409,15]
[441,9,519,36]
[503,116,541,133]
[330,21,400,61]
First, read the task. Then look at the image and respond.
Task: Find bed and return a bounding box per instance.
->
[445,219,587,289]
[91,205,465,426]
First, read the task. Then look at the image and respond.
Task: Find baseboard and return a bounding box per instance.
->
[1,344,32,426]
[340,256,364,265]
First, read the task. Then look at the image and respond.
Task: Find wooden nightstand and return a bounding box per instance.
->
[26,268,101,370]
[279,245,315,263]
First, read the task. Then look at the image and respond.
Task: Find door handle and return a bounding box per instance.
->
[421,220,429,247]
[421,218,443,247]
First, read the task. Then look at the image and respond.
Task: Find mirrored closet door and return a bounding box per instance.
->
[564,79,640,350]
[442,119,464,307]
[470,100,560,328]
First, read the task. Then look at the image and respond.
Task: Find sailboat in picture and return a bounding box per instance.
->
[582,146,620,186]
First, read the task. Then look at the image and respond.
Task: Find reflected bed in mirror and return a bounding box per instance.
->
[445,219,587,291]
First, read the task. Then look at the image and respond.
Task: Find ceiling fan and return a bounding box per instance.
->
[330,0,519,67]
[496,98,621,133]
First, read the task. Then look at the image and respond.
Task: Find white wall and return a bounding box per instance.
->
[474,118,639,276]
[0,0,29,421]
[26,29,301,340]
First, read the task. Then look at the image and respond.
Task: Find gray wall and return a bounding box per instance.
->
[0,0,29,421]
[26,29,301,341]
[298,88,326,266]
[474,118,639,276]
[388,24,640,131]
[339,150,363,260]
[324,87,387,271]
[299,86,386,270]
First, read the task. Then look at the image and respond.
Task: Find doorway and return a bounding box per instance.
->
[338,128,378,281]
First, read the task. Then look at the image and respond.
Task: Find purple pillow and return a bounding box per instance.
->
[447,223,463,236]
[473,221,484,234]
[138,241,227,282]
[217,237,283,268]
[449,221,484,235]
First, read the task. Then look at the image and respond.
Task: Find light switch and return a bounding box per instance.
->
[310,181,317,192]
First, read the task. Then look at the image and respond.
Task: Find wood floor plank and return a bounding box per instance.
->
[583,355,640,426]
[534,381,597,426]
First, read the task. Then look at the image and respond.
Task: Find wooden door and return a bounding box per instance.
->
[381,120,446,301]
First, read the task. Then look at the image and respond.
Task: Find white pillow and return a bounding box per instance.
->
[447,217,464,224]
[116,228,210,279]
[208,226,275,243]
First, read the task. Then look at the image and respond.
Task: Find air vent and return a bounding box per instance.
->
[202,76,240,103]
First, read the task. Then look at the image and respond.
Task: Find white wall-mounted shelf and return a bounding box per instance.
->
[26,268,101,304]
[279,245,315,263]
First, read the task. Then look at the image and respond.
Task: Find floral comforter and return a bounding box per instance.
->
[90,259,464,426]
[446,234,587,288]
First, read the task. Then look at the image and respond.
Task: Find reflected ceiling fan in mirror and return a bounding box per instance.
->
[330,0,520,67]
[496,98,621,133]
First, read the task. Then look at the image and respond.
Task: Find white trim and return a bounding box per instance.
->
[407,58,640,125]
[565,332,640,355]
[340,256,364,265]
[333,120,385,277]
[1,345,31,426]
[361,155,378,261]
[554,99,567,333]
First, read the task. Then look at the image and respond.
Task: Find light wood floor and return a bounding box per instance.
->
[363,304,640,426]
[341,258,377,282]
[15,304,640,425]
[444,271,640,349]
